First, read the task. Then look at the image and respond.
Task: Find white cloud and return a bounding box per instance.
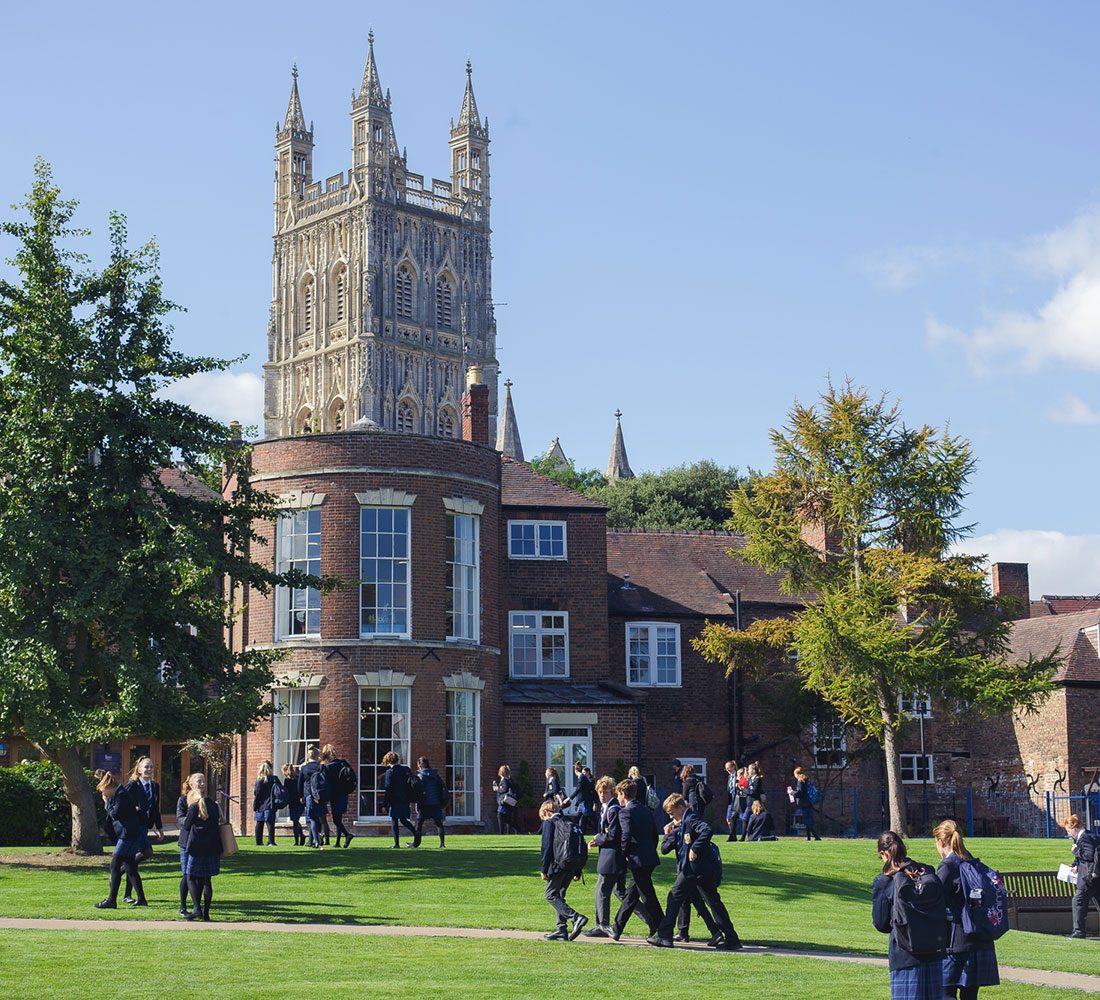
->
[161,370,263,429]
[955,529,1100,597]
[863,245,948,291]
[1046,393,1100,426]
[925,205,1100,373]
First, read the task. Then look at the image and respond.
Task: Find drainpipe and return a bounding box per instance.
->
[734,591,744,762]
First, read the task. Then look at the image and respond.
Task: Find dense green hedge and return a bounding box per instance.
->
[0,761,104,847]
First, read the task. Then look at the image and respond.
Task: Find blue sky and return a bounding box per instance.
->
[3,2,1100,593]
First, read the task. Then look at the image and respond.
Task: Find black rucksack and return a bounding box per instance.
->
[408,771,423,804]
[311,766,331,803]
[697,780,714,807]
[957,858,1010,941]
[551,815,588,874]
[337,761,357,795]
[892,863,949,957]
[270,778,289,810]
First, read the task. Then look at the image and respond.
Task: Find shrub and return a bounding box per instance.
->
[0,767,44,846]
[0,761,105,846]
[514,759,537,808]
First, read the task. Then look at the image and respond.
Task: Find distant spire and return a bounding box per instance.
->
[496,379,524,461]
[455,59,485,135]
[543,437,569,473]
[605,410,635,480]
[283,64,307,132]
[358,29,386,107]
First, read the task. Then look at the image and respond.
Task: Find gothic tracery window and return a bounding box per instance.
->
[396,264,413,318]
[335,269,346,323]
[438,409,456,439]
[303,277,314,333]
[397,399,416,433]
[436,275,453,328]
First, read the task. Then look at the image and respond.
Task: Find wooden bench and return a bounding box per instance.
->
[1002,870,1098,935]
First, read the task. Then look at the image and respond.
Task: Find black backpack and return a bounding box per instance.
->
[697,780,714,807]
[408,771,423,804]
[311,766,331,803]
[337,761,357,795]
[551,815,588,874]
[270,778,289,810]
[892,863,949,957]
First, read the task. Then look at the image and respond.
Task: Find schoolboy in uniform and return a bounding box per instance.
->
[649,792,742,951]
[1066,814,1100,940]
[409,756,448,848]
[585,776,626,937]
[539,799,588,941]
[610,778,664,941]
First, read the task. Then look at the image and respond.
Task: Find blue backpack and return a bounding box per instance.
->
[807,782,821,805]
[957,858,1010,940]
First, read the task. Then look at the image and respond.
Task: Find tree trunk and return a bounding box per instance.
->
[880,712,908,838]
[49,745,103,855]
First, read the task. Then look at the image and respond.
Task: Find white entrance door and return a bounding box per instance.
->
[547,726,592,790]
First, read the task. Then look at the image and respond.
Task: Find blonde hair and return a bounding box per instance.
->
[258,761,272,778]
[128,756,153,782]
[305,745,320,762]
[498,764,511,778]
[382,751,399,767]
[1066,814,1084,831]
[187,786,209,821]
[321,744,336,762]
[627,766,641,780]
[679,763,695,781]
[794,766,807,780]
[595,776,615,794]
[933,818,970,859]
[281,763,297,779]
[539,800,559,820]
[664,792,686,814]
[752,800,764,815]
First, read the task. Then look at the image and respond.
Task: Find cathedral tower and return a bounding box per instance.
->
[263,38,498,440]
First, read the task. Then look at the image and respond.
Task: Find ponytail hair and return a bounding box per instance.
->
[95,770,118,797]
[187,787,209,820]
[877,830,907,875]
[933,818,971,859]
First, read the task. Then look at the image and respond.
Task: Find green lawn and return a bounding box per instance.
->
[0,835,1094,979]
[0,931,1090,1000]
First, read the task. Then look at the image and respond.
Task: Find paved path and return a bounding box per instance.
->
[0,918,1096,993]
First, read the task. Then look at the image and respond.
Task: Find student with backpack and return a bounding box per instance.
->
[570,762,597,834]
[298,745,324,848]
[1065,814,1100,940]
[933,819,1002,1000]
[381,750,418,848]
[681,763,714,815]
[793,766,822,841]
[872,830,948,1000]
[253,761,279,846]
[321,744,356,849]
[281,763,305,846]
[610,778,664,941]
[538,799,588,940]
[410,756,448,848]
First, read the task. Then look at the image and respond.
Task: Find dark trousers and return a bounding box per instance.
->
[289,810,304,845]
[187,875,212,917]
[306,803,323,846]
[802,806,818,839]
[544,870,580,929]
[1073,878,1100,934]
[497,807,518,834]
[613,864,663,935]
[414,806,445,846]
[594,871,626,927]
[330,808,350,842]
[676,884,718,936]
[108,854,143,904]
[254,817,275,845]
[658,871,737,943]
[391,814,417,846]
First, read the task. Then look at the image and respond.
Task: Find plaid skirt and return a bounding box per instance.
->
[179,847,190,873]
[944,945,1000,988]
[114,832,152,860]
[183,853,221,878]
[890,958,945,1000]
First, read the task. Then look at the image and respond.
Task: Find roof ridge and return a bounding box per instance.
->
[606,527,741,537]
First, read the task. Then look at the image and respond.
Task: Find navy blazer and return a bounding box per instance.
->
[661,809,719,879]
[382,763,413,809]
[571,772,595,813]
[298,760,322,804]
[417,767,448,808]
[593,800,625,876]
[872,866,945,970]
[282,773,304,812]
[181,798,223,858]
[746,775,763,803]
[176,794,190,851]
[632,776,650,807]
[253,776,277,813]
[541,814,578,875]
[106,786,144,840]
[1073,830,1099,870]
[544,774,563,802]
[745,810,776,840]
[617,800,660,870]
[124,778,162,832]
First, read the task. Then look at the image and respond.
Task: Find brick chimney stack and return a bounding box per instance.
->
[992,562,1031,620]
[461,365,490,447]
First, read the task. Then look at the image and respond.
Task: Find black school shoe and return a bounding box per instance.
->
[1067,931,1087,939]
[706,932,725,947]
[128,899,148,907]
[94,899,117,910]
[568,914,588,940]
[646,934,673,948]
[544,929,569,941]
[674,931,690,942]
[715,935,744,951]
[343,834,354,848]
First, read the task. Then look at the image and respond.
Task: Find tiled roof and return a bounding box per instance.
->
[157,466,221,502]
[503,681,638,706]
[499,456,606,510]
[1041,595,1100,615]
[1029,600,1055,617]
[606,530,802,617]
[1008,608,1100,684]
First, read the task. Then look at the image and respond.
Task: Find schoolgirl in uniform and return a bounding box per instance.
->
[281,763,305,846]
[298,745,324,848]
[253,760,278,846]
[321,744,354,848]
[933,819,1000,1000]
[793,766,821,841]
[872,830,946,1000]
[122,756,161,904]
[180,775,224,921]
[176,773,202,915]
[93,770,149,909]
[381,750,418,847]
[493,764,519,835]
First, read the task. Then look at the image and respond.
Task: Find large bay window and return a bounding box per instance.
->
[446,689,480,819]
[509,612,568,677]
[272,688,320,775]
[626,622,681,686]
[360,507,410,637]
[275,508,321,638]
[446,512,479,641]
[357,686,411,818]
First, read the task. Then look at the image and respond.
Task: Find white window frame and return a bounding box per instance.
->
[275,508,322,640]
[507,520,567,560]
[359,506,412,639]
[357,686,412,820]
[900,753,935,785]
[899,691,933,718]
[626,622,682,688]
[508,611,569,678]
[546,726,592,790]
[445,689,480,821]
[272,687,321,776]
[812,711,848,769]
[446,512,480,643]
[678,757,708,783]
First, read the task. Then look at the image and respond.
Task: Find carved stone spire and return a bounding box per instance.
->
[495,379,524,461]
[358,29,386,107]
[605,409,635,481]
[543,437,569,473]
[283,64,307,132]
[456,59,486,138]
